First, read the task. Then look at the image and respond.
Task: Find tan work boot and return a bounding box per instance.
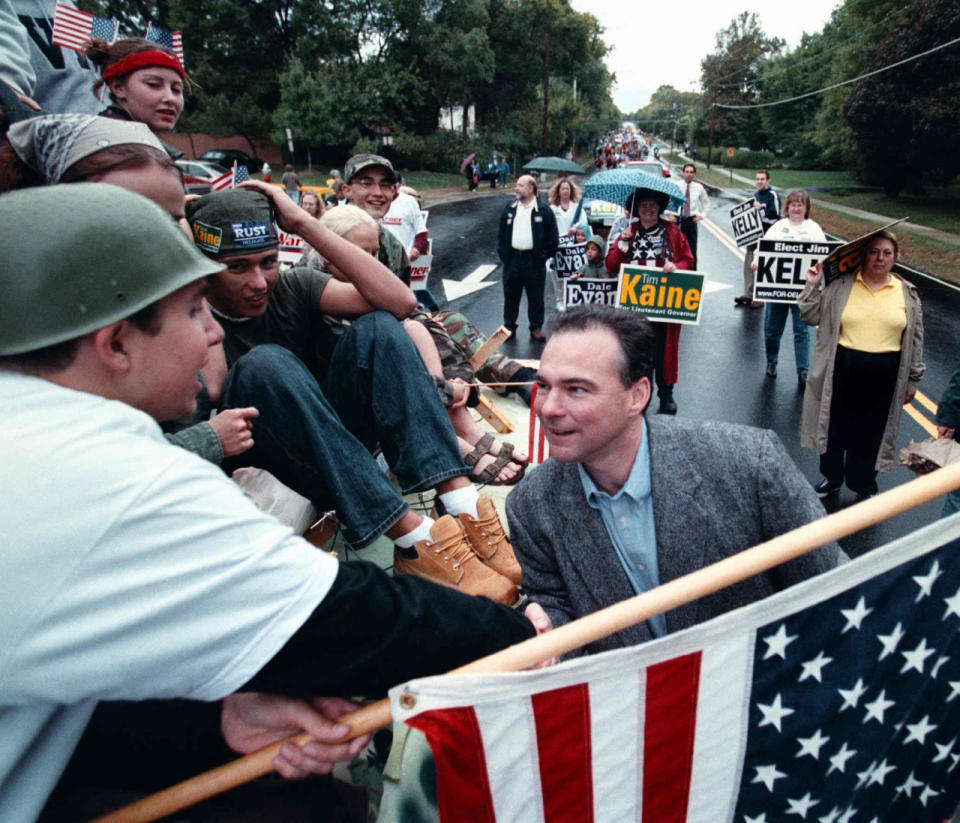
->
[457,495,523,586]
[393,515,518,605]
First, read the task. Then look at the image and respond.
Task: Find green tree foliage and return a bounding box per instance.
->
[632,86,700,144]
[845,0,960,195]
[698,12,783,151]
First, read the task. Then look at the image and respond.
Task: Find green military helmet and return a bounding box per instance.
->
[0,183,223,356]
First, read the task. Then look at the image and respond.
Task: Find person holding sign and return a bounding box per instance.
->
[753,189,825,386]
[605,186,694,414]
[799,231,924,500]
[736,170,780,308]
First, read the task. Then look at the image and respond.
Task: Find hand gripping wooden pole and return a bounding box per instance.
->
[94,462,960,822]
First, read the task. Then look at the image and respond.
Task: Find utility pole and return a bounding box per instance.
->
[541,33,550,155]
[706,92,716,170]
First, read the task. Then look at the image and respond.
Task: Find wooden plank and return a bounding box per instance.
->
[468,326,511,370]
[475,394,514,434]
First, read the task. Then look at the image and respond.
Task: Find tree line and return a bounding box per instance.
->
[83,0,621,169]
[632,0,960,196]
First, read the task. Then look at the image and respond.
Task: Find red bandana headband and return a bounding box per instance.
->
[101,50,186,82]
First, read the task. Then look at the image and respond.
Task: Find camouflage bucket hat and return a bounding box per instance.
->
[0,183,222,355]
[344,153,396,184]
[185,189,279,258]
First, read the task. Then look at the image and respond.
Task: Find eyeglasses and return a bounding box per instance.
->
[351,177,396,192]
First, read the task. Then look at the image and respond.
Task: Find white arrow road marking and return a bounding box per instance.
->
[704,279,733,293]
[443,264,498,301]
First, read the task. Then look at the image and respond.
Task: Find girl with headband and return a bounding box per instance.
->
[84,38,187,139]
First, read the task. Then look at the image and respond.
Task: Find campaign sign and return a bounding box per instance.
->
[409,253,432,286]
[564,278,619,307]
[730,200,765,247]
[588,200,623,227]
[277,230,305,267]
[820,219,906,286]
[553,237,587,277]
[616,264,705,325]
[753,239,842,303]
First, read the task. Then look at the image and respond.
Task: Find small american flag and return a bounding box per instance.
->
[393,515,960,822]
[51,2,118,51]
[211,164,249,192]
[144,22,185,68]
[527,383,550,465]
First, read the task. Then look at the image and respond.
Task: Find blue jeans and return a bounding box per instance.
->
[221,313,468,548]
[502,252,546,331]
[765,302,810,375]
[943,491,960,519]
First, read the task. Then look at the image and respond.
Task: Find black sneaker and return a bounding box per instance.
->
[814,478,841,498]
[766,362,777,377]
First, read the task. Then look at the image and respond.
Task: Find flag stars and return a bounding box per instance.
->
[942,585,960,620]
[867,758,895,786]
[877,622,905,660]
[817,808,839,823]
[900,637,936,674]
[895,770,924,798]
[903,715,938,745]
[786,792,819,818]
[863,690,895,725]
[763,624,798,660]
[855,760,878,789]
[836,807,856,823]
[838,678,868,711]
[913,560,942,602]
[752,763,787,792]
[932,736,956,762]
[796,729,830,760]
[799,651,834,683]
[744,814,768,823]
[919,784,941,807]
[947,681,960,703]
[827,742,857,775]
[758,693,795,732]
[840,596,872,633]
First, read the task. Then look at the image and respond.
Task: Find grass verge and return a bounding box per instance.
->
[270,168,471,191]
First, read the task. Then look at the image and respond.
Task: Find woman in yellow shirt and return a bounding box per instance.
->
[798,232,924,500]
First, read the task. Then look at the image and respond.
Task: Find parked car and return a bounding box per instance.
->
[179,170,212,195]
[176,160,229,183]
[198,149,263,173]
[624,159,671,178]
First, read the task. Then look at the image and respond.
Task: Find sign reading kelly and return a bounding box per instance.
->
[564,277,619,307]
[730,200,765,247]
[753,239,842,303]
[616,264,705,325]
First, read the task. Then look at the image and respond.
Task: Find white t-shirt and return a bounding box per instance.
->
[550,202,578,236]
[763,217,827,243]
[0,372,339,821]
[380,192,427,253]
[510,200,536,250]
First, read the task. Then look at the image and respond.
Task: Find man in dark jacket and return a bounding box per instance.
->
[497,174,559,341]
[736,169,780,308]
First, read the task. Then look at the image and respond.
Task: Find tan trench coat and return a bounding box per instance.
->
[798,272,925,472]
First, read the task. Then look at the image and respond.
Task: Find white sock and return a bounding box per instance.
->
[439,485,479,519]
[394,516,435,548]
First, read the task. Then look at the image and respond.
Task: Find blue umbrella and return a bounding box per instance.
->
[583,169,684,213]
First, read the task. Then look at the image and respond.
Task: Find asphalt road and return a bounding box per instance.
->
[420,180,958,558]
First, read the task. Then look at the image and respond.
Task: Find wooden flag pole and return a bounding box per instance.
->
[94,462,960,823]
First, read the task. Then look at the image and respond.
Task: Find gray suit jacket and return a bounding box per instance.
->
[506,416,840,656]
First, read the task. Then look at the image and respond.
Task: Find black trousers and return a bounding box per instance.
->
[680,216,698,268]
[820,345,900,495]
[502,251,546,331]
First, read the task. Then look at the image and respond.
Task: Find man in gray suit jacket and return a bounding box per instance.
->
[506,305,839,656]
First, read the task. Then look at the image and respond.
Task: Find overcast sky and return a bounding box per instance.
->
[569,0,843,113]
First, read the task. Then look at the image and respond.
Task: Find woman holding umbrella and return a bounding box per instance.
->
[605,183,694,414]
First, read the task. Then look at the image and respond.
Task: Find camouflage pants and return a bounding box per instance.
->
[411,309,522,388]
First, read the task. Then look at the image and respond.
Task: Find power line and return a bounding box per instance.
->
[714,35,960,109]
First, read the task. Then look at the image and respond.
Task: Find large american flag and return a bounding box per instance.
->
[211,164,249,192]
[144,22,185,68]
[391,516,960,822]
[51,3,118,51]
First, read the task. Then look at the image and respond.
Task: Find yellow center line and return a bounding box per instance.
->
[913,390,938,415]
[905,403,938,437]
[700,217,745,261]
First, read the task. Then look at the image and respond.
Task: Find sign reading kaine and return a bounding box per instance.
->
[553,237,587,277]
[729,200,765,247]
[753,239,841,303]
[564,277,619,307]
[616,264,706,325]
